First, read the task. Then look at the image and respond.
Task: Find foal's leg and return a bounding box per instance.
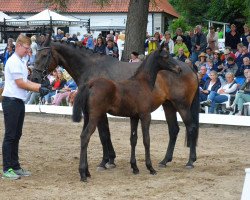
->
[79,117,98,182]
[97,114,116,169]
[140,114,157,175]
[178,106,198,168]
[159,101,180,167]
[130,116,139,174]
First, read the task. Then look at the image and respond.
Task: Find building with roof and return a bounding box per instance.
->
[1,0,179,38]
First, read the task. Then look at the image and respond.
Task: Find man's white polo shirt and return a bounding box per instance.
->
[2,53,28,101]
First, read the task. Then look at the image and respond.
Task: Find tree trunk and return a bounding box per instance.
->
[122,0,150,61]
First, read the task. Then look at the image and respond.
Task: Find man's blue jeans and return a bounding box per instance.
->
[207,91,228,113]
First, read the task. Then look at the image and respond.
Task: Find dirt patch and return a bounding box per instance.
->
[0,113,249,200]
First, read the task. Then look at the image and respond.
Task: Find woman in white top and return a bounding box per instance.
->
[30,35,38,65]
[201,72,238,113]
[207,26,218,51]
[161,31,174,56]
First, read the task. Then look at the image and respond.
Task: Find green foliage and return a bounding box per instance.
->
[169,16,190,34]
[169,0,250,26]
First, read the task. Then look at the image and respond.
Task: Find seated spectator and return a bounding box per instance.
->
[220,48,236,62]
[185,58,198,72]
[43,69,66,105]
[213,50,222,71]
[176,48,187,62]
[174,36,189,57]
[200,70,221,102]
[201,72,238,113]
[205,58,216,74]
[247,36,250,52]
[235,57,250,78]
[227,69,250,115]
[218,56,238,78]
[195,52,207,70]
[129,51,140,63]
[205,47,214,60]
[93,36,106,55]
[106,39,118,58]
[52,74,77,106]
[68,89,78,106]
[242,24,250,47]
[199,65,210,88]
[235,43,244,59]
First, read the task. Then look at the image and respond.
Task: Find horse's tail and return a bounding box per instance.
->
[72,85,89,122]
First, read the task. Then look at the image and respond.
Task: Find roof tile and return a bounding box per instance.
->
[0,0,179,17]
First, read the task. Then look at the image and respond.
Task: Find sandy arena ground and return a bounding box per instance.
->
[0,113,249,200]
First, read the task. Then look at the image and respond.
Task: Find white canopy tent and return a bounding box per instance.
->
[0,11,11,22]
[25,9,80,25]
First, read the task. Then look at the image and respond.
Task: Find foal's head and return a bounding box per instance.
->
[31,34,58,83]
[156,44,181,74]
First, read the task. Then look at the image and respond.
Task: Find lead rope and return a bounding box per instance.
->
[38,96,43,113]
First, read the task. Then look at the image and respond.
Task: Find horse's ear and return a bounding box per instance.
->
[44,31,52,47]
[160,48,168,58]
[159,42,169,55]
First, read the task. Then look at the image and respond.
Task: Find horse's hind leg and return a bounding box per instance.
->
[79,117,98,182]
[178,106,198,168]
[130,116,139,174]
[140,114,157,175]
[159,101,180,167]
[97,114,116,169]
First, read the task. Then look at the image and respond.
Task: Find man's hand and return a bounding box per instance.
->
[41,78,50,88]
[39,87,50,97]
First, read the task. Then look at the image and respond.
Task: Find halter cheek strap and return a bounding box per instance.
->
[36,47,53,80]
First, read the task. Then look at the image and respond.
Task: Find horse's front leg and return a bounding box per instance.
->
[130,116,139,174]
[140,113,157,175]
[97,114,116,170]
[79,119,97,182]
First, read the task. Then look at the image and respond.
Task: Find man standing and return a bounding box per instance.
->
[1,35,49,180]
[191,25,207,63]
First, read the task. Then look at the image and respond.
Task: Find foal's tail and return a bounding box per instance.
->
[72,85,89,122]
[188,83,200,147]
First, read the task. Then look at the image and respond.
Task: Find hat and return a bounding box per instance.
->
[176,36,183,41]
[214,50,220,54]
[198,52,206,57]
[224,49,230,55]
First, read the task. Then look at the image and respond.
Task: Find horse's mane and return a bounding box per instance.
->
[129,51,157,80]
[51,40,119,62]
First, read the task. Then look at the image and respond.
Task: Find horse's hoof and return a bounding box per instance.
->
[150,170,157,175]
[97,166,106,172]
[158,162,167,168]
[80,177,88,182]
[105,162,116,169]
[132,169,139,175]
[185,164,194,169]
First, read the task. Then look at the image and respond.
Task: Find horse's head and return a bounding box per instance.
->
[157,44,182,74]
[31,33,58,83]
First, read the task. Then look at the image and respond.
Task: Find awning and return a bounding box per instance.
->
[0,11,11,22]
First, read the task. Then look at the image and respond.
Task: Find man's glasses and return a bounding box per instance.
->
[20,44,31,51]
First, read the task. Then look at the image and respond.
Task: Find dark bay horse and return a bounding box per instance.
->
[72,47,181,181]
[32,38,199,175]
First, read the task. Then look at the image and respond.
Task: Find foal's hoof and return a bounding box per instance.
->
[80,177,88,182]
[158,162,167,168]
[97,166,106,172]
[105,162,116,169]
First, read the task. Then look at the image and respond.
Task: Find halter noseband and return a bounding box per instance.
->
[35,46,52,80]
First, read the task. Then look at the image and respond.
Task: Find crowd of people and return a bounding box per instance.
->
[0,24,250,115]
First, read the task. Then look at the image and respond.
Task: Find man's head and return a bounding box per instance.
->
[231,24,236,32]
[178,48,184,55]
[227,56,235,65]
[206,47,212,55]
[7,38,14,46]
[244,69,249,78]
[225,72,235,83]
[15,35,31,58]
[243,57,250,66]
[176,28,182,35]
[196,25,202,33]
[200,65,207,75]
